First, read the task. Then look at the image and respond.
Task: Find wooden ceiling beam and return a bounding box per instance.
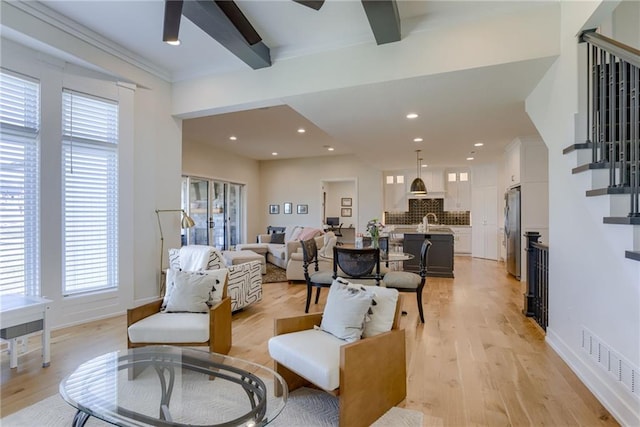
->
[361,0,401,45]
[182,0,271,70]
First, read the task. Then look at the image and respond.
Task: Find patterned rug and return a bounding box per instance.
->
[263,263,288,283]
[2,386,422,426]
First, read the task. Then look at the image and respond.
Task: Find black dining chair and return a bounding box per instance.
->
[301,238,335,313]
[383,239,432,323]
[332,246,382,286]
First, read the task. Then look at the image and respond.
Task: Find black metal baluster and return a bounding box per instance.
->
[620,61,628,187]
[599,48,607,164]
[629,66,640,217]
[609,53,616,187]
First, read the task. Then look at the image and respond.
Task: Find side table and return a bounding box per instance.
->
[0,294,52,368]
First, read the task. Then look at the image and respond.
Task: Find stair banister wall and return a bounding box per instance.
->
[580,30,640,218]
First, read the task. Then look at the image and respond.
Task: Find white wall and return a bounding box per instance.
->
[1,4,182,327]
[324,181,357,227]
[526,1,640,424]
[259,155,382,236]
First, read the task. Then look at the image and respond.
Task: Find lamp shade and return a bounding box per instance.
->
[181,212,196,228]
[410,149,427,194]
[410,177,427,194]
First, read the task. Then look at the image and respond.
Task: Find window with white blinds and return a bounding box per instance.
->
[62,90,118,295]
[0,70,40,296]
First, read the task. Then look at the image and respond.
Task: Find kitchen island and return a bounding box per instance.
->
[402,228,454,278]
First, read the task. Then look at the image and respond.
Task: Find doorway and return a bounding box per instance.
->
[321,178,357,244]
[182,176,244,250]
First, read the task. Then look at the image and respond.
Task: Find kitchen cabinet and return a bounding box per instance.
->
[471,185,498,260]
[384,173,407,212]
[505,139,521,185]
[403,231,454,278]
[444,168,471,211]
[450,226,472,255]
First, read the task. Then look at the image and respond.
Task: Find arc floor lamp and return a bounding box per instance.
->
[155,209,195,294]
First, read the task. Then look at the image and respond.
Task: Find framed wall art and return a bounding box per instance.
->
[284,202,292,214]
[341,197,352,207]
[297,204,308,214]
[341,207,352,217]
[269,204,279,214]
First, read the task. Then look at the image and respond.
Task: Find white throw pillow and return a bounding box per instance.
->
[162,268,227,309]
[162,268,178,309]
[164,270,217,313]
[200,268,228,304]
[337,278,399,337]
[320,280,374,342]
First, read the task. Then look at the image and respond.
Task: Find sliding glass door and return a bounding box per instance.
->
[182,176,243,250]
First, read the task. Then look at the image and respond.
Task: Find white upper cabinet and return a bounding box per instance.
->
[444,167,471,211]
[383,172,408,211]
[423,167,445,193]
[504,139,521,186]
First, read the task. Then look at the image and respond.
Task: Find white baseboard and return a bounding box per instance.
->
[546,327,640,426]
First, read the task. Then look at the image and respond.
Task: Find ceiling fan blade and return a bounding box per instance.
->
[214,0,262,45]
[163,0,184,43]
[293,0,325,11]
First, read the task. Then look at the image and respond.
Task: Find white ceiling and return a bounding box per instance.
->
[26,0,556,170]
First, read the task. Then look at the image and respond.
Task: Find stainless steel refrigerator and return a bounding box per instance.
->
[504,187,521,279]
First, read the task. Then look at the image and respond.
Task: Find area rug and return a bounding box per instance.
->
[2,387,422,426]
[263,263,288,283]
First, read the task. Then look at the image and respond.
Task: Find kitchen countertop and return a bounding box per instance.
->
[403,227,454,235]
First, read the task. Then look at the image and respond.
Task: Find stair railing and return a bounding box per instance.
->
[580,30,640,218]
[523,232,549,331]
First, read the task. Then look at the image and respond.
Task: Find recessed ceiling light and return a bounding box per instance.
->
[466,157,474,161]
[165,40,181,46]
[421,164,427,168]
[327,147,335,151]
[272,152,278,156]
[229,136,237,141]
[297,128,305,133]
[413,137,423,142]
[474,142,484,147]
[406,113,418,119]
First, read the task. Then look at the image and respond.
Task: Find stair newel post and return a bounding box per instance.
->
[522,232,541,318]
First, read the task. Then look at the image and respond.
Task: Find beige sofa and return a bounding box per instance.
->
[239,226,324,269]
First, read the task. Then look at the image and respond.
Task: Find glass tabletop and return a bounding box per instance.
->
[60,346,288,427]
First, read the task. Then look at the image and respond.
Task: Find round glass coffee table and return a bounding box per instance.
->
[60,346,287,427]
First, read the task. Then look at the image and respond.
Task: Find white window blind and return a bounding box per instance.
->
[62,90,118,295]
[0,70,40,296]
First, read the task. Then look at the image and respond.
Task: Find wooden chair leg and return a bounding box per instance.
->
[314,287,321,304]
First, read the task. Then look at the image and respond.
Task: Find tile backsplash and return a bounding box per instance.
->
[385,198,470,226]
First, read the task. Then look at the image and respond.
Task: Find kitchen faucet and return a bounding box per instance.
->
[423,213,438,231]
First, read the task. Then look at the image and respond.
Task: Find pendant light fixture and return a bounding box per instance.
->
[410,149,427,194]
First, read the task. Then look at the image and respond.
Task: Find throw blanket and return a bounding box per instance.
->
[179,245,212,271]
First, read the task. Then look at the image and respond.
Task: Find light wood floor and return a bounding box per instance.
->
[1,257,618,426]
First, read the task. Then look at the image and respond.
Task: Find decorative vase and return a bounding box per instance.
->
[371,236,379,249]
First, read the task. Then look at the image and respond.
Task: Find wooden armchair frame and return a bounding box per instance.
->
[126,277,232,355]
[272,295,406,427]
